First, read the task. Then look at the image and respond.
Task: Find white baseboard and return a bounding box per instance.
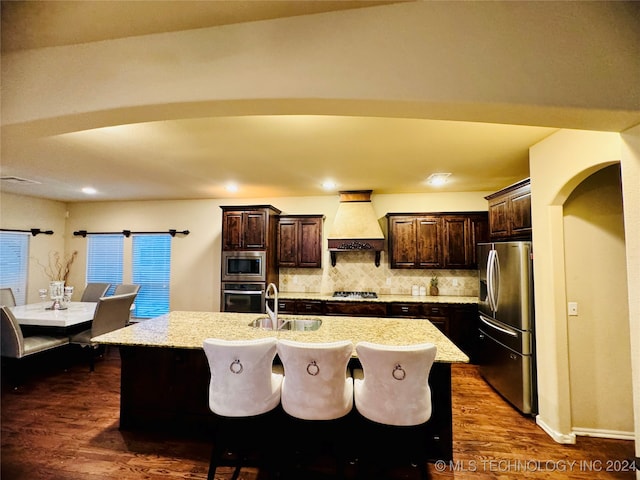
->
[536,415,577,444]
[572,427,635,441]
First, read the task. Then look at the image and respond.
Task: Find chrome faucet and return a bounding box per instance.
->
[265,283,279,330]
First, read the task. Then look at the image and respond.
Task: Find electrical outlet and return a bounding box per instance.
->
[452,278,459,287]
[568,302,578,316]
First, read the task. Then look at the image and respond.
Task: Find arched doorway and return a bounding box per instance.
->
[563,164,633,438]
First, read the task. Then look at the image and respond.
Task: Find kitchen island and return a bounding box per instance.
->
[95,311,469,462]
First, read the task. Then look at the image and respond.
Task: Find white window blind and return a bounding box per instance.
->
[86,235,123,296]
[0,232,29,305]
[132,234,171,319]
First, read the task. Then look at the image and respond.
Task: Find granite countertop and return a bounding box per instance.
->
[94,311,469,364]
[278,292,478,304]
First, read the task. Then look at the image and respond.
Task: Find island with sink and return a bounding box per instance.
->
[94,310,469,461]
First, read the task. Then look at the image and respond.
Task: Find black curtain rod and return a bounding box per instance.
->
[0,228,54,236]
[73,229,189,238]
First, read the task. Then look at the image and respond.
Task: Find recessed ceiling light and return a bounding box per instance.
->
[82,187,97,195]
[226,183,239,193]
[426,173,451,186]
[321,180,337,190]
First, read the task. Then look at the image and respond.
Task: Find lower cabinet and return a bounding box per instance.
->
[277,299,323,315]
[389,302,477,359]
[324,301,389,317]
[278,298,477,359]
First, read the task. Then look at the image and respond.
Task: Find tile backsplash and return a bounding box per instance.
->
[279,250,478,297]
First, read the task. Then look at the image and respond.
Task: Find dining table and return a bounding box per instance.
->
[10,301,97,334]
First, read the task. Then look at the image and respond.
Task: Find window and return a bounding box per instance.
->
[86,235,123,296]
[132,234,171,319]
[0,232,29,305]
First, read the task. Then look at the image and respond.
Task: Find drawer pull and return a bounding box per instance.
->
[401,306,409,313]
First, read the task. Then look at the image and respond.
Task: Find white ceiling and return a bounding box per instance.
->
[1,1,636,202]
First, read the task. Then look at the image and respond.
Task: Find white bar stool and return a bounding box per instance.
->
[353,341,438,480]
[203,337,283,480]
[276,339,354,478]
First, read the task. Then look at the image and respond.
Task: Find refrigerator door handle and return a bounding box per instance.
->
[487,249,498,311]
[479,314,518,338]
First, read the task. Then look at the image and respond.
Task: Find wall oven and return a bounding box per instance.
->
[221,251,266,282]
[221,282,265,313]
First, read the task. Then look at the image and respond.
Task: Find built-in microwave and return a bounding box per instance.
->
[221,251,266,282]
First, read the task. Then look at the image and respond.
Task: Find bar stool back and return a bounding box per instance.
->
[277,339,353,420]
[203,337,283,480]
[276,339,354,478]
[353,341,437,479]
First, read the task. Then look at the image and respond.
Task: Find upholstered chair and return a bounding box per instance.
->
[113,284,140,295]
[1,305,69,386]
[277,339,354,420]
[276,339,354,477]
[353,341,438,480]
[0,287,16,307]
[80,283,111,302]
[69,293,136,371]
[202,337,283,480]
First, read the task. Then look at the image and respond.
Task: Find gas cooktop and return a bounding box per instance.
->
[332,291,378,299]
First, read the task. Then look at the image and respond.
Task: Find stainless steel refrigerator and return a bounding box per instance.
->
[477,241,537,415]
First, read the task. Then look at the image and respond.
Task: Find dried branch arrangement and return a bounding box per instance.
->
[35,250,78,283]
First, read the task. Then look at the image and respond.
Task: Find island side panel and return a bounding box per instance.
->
[118,345,454,462]
[119,346,214,435]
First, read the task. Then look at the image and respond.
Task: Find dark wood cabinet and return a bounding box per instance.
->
[324,301,388,317]
[221,206,281,250]
[486,179,532,240]
[277,299,323,315]
[389,303,450,335]
[277,215,323,268]
[387,212,487,269]
[442,216,468,268]
[388,215,442,268]
[449,304,478,360]
[281,296,478,361]
[276,298,297,314]
[388,302,479,356]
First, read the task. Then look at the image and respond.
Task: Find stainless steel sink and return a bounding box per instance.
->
[248,316,322,331]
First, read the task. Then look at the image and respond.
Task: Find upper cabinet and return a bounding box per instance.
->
[221,205,281,251]
[486,179,532,240]
[277,215,324,268]
[387,212,488,269]
[388,215,441,268]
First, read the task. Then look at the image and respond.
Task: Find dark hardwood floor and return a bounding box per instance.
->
[1,347,635,479]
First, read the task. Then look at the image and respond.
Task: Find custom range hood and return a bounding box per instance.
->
[328,190,385,267]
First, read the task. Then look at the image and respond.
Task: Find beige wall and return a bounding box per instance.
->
[530,128,640,460]
[0,193,68,303]
[1,190,490,310]
[564,165,632,435]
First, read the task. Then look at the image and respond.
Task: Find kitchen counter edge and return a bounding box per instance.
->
[94,311,469,364]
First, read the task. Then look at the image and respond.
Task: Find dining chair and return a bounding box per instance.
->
[202,337,283,480]
[69,293,136,371]
[276,339,354,478]
[113,284,140,322]
[0,287,17,307]
[80,283,111,302]
[353,341,438,480]
[1,305,69,386]
[113,284,140,295]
